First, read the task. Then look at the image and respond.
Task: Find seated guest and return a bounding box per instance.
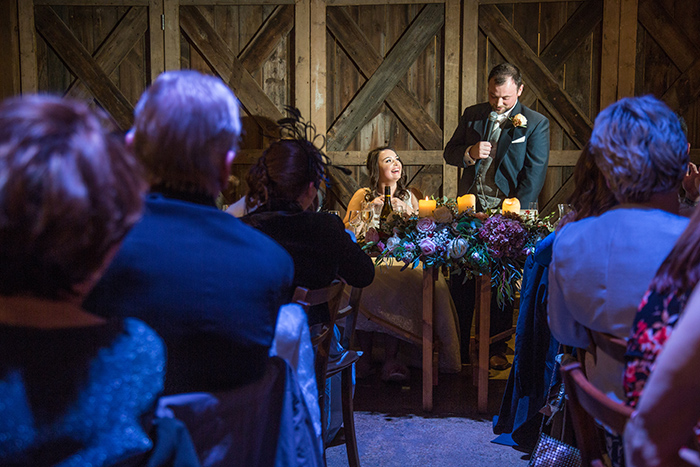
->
[242,117,375,323]
[624,286,700,467]
[624,204,700,429]
[85,70,295,395]
[548,94,690,403]
[494,142,618,450]
[241,112,375,443]
[0,96,190,465]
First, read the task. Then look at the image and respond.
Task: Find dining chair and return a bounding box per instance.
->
[292,280,353,464]
[560,362,633,467]
[326,285,364,467]
[586,327,627,364]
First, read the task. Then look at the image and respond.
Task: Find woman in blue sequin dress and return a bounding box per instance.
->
[0,96,175,466]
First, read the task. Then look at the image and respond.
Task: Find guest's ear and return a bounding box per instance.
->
[220,150,236,190]
[125,129,135,149]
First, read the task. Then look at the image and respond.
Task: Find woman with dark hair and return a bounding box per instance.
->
[343,147,418,226]
[240,118,375,445]
[242,137,374,322]
[0,96,194,465]
[343,147,459,382]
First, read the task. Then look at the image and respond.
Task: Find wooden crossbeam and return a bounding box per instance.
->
[34,5,133,130]
[638,0,698,71]
[663,59,700,115]
[239,5,294,72]
[479,4,593,147]
[539,0,602,73]
[326,3,444,151]
[327,7,443,150]
[521,0,602,109]
[180,5,283,133]
[64,6,148,101]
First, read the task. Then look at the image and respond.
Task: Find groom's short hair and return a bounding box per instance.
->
[488,63,522,88]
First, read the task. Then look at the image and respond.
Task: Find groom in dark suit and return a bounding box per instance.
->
[444,63,550,369]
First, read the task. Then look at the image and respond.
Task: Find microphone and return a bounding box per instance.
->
[483,111,499,142]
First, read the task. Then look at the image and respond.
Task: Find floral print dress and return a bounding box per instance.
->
[624,288,690,408]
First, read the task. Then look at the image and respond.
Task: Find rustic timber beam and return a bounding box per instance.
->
[239,5,294,72]
[326,149,581,166]
[64,7,148,101]
[638,0,698,71]
[539,0,602,73]
[540,173,575,219]
[326,3,444,151]
[521,0,602,109]
[180,6,283,134]
[662,59,700,115]
[34,6,133,130]
[479,4,593,147]
[326,7,443,150]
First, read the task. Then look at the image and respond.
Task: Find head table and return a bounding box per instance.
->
[358,197,552,412]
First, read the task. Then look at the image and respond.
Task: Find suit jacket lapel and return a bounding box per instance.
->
[495,101,523,165]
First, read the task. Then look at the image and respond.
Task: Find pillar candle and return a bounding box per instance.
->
[501,197,521,214]
[457,194,476,213]
[418,198,436,217]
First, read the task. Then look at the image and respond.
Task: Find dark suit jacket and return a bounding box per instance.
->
[84,191,295,395]
[243,203,375,325]
[443,101,550,207]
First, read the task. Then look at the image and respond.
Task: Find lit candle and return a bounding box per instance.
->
[501,197,521,214]
[418,197,437,217]
[457,194,476,213]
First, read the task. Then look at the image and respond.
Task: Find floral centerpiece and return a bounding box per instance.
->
[359,197,553,306]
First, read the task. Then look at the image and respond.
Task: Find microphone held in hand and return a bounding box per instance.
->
[483,111,499,141]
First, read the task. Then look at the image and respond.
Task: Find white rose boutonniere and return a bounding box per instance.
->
[511,113,527,128]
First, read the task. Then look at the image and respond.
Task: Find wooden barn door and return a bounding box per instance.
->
[465,0,605,216]
[316,0,461,210]
[165,0,299,202]
[17,0,166,131]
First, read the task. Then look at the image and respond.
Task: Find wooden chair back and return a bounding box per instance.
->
[292,279,346,392]
[584,328,628,364]
[335,286,363,351]
[560,362,633,467]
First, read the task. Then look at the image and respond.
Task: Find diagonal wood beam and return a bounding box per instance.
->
[521,0,603,108]
[638,0,699,71]
[662,58,700,115]
[327,7,442,150]
[326,4,444,151]
[65,7,148,101]
[539,0,603,72]
[180,6,283,134]
[480,4,593,147]
[239,5,294,73]
[35,6,133,130]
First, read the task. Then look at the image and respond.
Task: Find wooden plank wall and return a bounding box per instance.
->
[2,0,699,214]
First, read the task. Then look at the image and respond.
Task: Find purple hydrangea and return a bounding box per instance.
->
[478,214,527,258]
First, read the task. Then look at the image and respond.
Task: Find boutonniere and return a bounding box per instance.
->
[510,113,527,128]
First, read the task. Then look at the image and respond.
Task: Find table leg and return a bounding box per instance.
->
[422,267,435,411]
[474,271,491,413]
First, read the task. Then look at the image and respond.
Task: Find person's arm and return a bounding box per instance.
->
[444,107,483,168]
[333,216,375,288]
[624,285,700,467]
[343,189,368,228]
[546,232,592,349]
[512,114,550,205]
